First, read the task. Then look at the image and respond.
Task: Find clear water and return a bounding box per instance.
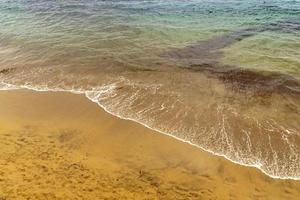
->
[0,0,299,179]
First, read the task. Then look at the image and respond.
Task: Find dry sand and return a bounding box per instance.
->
[0,89,299,199]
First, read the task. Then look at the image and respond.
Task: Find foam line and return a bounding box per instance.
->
[0,81,299,181]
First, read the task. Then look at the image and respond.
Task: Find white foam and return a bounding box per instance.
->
[0,81,299,181]
[0,82,19,90]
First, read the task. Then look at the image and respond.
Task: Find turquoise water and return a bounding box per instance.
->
[0,0,299,179]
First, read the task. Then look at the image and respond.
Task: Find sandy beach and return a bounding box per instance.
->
[0,89,298,199]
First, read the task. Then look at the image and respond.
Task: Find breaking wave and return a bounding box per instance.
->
[0,75,299,180]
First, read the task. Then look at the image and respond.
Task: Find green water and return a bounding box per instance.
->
[222,31,300,78]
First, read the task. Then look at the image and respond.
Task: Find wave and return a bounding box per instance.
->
[0,80,299,181]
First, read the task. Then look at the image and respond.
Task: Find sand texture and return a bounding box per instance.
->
[0,90,299,199]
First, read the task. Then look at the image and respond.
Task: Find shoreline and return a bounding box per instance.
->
[0,83,299,180]
[0,89,300,199]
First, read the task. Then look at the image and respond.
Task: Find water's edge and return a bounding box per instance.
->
[0,82,299,181]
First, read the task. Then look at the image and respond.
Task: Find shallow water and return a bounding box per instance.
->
[0,0,299,179]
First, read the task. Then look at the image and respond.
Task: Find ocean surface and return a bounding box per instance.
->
[0,0,299,179]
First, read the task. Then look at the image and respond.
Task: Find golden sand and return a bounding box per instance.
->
[0,89,299,199]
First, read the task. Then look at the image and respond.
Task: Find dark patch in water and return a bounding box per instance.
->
[163,19,300,96]
[164,19,300,65]
[0,68,14,74]
[164,27,260,65]
[190,63,300,96]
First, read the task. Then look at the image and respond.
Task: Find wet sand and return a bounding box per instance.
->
[0,89,299,199]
